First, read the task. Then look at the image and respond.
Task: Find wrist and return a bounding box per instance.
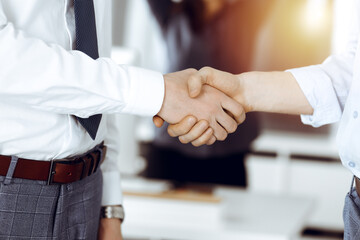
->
[157,74,172,121]
[98,218,123,240]
[100,218,122,228]
[237,72,254,113]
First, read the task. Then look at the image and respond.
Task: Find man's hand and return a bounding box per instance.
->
[188,67,246,108]
[98,218,123,240]
[156,69,245,142]
[187,67,314,115]
[164,67,314,147]
[155,67,246,146]
[153,115,216,146]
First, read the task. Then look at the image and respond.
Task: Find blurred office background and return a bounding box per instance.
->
[110,0,354,239]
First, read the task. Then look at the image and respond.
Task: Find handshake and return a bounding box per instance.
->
[154,67,313,147]
[153,67,249,147]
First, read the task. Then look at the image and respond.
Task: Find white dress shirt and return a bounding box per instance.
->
[0,0,165,206]
[287,0,360,177]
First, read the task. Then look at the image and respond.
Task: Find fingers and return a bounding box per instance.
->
[177,120,210,144]
[190,128,214,147]
[212,120,229,141]
[206,135,217,145]
[153,116,165,128]
[221,97,246,124]
[215,110,238,135]
[210,94,245,141]
[165,116,214,147]
[167,116,197,137]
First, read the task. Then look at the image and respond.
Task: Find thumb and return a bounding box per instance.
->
[191,67,239,99]
[188,67,220,98]
[153,115,165,128]
[188,71,205,98]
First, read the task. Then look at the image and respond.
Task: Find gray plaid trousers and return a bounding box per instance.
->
[0,169,102,239]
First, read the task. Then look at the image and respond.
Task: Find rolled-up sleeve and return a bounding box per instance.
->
[287,55,352,127]
[286,1,359,127]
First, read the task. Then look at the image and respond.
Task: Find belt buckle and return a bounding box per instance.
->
[47,158,87,185]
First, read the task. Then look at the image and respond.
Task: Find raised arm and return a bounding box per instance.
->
[188,67,313,115]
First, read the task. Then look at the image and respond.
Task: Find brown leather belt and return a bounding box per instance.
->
[356,177,360,196]
[0,143,106,185]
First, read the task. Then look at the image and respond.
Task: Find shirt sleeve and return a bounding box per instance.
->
[0,5,164,118]
[100,114,123,206]
[286,1,359,127]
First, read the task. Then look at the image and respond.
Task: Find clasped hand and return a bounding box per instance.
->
[154,68,245,147]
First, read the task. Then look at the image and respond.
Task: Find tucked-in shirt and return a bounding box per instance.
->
[287,0,360,177]
[0,0,165,205]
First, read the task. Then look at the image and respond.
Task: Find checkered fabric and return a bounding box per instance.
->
[0,170,102,239]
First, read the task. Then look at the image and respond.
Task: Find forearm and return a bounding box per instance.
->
[98,218,123,240]
[0,21,164,117]
[238,71,313,115]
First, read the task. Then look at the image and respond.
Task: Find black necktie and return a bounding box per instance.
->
[74,0,102,140]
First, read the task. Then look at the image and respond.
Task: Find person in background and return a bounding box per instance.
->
[161,0,360,238]
[0,1,243,239]
[144,0,274,187]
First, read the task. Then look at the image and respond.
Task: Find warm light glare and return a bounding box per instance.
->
[302,0,328,33]
[332,0,353,54]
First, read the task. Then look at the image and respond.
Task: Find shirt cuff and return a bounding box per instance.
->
[121,66,164,116]
[286,66,342,127]
[101,171,123,206]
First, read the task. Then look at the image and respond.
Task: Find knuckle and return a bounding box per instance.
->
[217,132,227,141]
[238,113,246,124]
[199,120,210,130]
[201,66,212,73]
[167,127,176,137]
[228,122,237,133]
[191,141,201,147]
[234,108,243,119]
[187,68,197,73]
[218,136,225,142]
[206,127,214,136]
[188,74,195,82]
[179,136,189,144]
[207,136,216,145]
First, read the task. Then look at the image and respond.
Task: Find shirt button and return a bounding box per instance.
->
[354,111,358,119]
[349,161,356,168]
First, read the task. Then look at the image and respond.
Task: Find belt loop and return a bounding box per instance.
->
[4,156,19,185]
[350,175,356,197]
[96,148,103,170]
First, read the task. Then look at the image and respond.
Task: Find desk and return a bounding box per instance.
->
[122,187,312,240]
[247,130,351,229]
